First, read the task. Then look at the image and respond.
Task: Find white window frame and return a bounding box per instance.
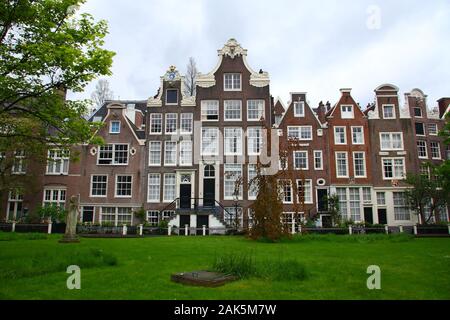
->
[341,105,354,119]
[180,113,193,134]
[427,123,438,136]
[296,179,313,204]
[43,188,66,207]
[224,164,243,200]
[287,126,312,141]
[179,140,192,166]
[201,127,219,156]
[163,173,176,203]
[293,101,305,117]
[224,73,242,91]
[382,104,395,119]
[149,113,163,134]
[165,88,179,105]
[353,152,367,178]
[247,100,265,121]
[90,174,108,198]
[334,126,347,145]
[247,164,258,200]
[335,152,349,178]
[381,157,406,180]
[97,144,129,165]
[247,127,263,156]
[46,149,70,175]
[115,175,133,198]
[165,113,178,135]
[280,180,293,204]
[148,141,161,166]
[224,100,242,121]
[314,150,323,170]
[351,126,364,145]
[417,140,428,159]
[109,120,121,134]
[379,132,404,151]
[430,141,441,160]
[164,141,177,166]
[201,100,219,121]
[415,122,425,136]
[293,151,308,170]
[11,150,26,174]
[224,127,243,156]
[147,173,161,203]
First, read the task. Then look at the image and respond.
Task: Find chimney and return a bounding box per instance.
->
[325,101,331,112]
[125,104,136,124]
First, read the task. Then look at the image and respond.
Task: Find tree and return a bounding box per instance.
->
[91,79,114,111]
[324,194,341,226]
[184,57,197,96]
[0,0,114,192]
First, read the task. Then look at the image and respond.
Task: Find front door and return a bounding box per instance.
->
[180,184,191,209]
[364,207,373,224]
[378,209,387,225]
[179,215,190,235]
[82,206,94,223]
[203,179,215,207]
[322,215,332,228]
[317,189,328,212]
[197,215,209,235]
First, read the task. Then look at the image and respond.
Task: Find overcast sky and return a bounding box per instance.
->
[68,0,450,109]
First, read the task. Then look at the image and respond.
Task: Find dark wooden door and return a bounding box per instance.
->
[197,215,209,235]
[203,179,215,207]
[82,207,94,223]
[378,209,387,225]
[317,189,328,212]
[180,184,191,209]
[322,215,332,228]
[364,207,373,224]
[179,215,190,235]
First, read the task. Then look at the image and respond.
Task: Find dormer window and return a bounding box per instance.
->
[224,73,241,91]
[294,101,305,117]
[341,105,354,119]
[110,121,121,134]
[166,89,178,104]
[414,107,422,117]
[382,105,395,119]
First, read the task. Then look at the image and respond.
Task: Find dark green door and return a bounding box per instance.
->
[364,207,373,224]
[378,209,387,225]
[179,215,190,235]
[197,215,209,235]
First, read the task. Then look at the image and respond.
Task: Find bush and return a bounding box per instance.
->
[35,205,67,223]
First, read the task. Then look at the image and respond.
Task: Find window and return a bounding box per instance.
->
[376,192,386,206]
[336,188,348,220]
[224,100,242,121]
[393,192,410,220]
[287,126,312,140]
[43,188,66,207]
[380,133,403,150]
[383,105,395,119]
[248,164,258,199]
[165,113,177,134]
[351,127,364,144]
[7,190,24,221]
[162,210,175,221]
[314,150,323,170]
[100,207,132,226]
[297,179,312,204]
[224,127,242,155]
[430,142,441,159]
[247,127,262,155]
[201,127,219,155]
[204,164,215,177]
[149,113,162,134]
[353,152,366,177]
[201,101,219,121]
[164,141,177,166]
[282,212,294,229]
[334,127,346,144]
[293,151,308,170]
[46,149,69,175]
[90,175,107,197]
[166,89,178,104]
[417,140,427,158]
[110,121,120,134]
[163,173,176,202]
[349,188,361,221]
[224,73,241,91]
[362,187,372,204]
[180,113,193,134]
[115,175,132,197]
[247,100,264,120]
[382,158,405,179]
[281,180,293,203]
[147,173,160,202]
[98,144,128,165]
[224,164,242,200]
[336,152,348,178]
[224,207,243,227]
[147,211,159,226]
[341,105,354,119]
[148,141,161,166]
[414,107,422,117]
[415,122,425,136]
[179,140,192,166]
[428,123,438,135]
[12,150,26,174]
[294,101,305,117]
[420,164,430,178]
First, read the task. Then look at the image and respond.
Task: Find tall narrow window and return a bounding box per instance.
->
[12,150,26,174]
[224,128,242,155]
[281,180,293,203]
[163,173,176,202]
[334,127,346,144]
[46,149,69,175]
[353,152,366,177]
[293,151,308,170]
[349,188,361,221]
[180,113,193,134]
[351,127,364,144]
[336,188,348,220]
[148,141,161,166]
[165,113,177,134]
[415,122,425,135]
[294,101,305,117]
[201,127,219,155]
[224,164,243,200]
[179,140,192,166]
[297,179,312,204]
[430,142,441,159]
[164,141,177,166]
[336,152,348,178]
[314,150,323,170]
[417,140,427,158]
[7,190,24,221]
[393,192,410,220]
[148,174,160,202]
[115,175,132,198]
[91,175,108,197]
[247,127,262,155]
[248,164,258,199]
[149,113,162,134]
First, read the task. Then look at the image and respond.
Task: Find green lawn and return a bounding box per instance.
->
[0,232,449,300]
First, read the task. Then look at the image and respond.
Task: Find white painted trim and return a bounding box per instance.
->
[334,126,347,145]
[114,174,133,198]
[352,151,367,178]
[90,174,108,198]
[335,152,349,178]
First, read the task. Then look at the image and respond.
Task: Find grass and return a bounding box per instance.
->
[0,232,449,300]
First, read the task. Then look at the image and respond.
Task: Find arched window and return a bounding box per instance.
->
[204,165,215,178]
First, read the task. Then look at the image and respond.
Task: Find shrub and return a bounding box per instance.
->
[36,205,67,223]
[212,252,256,278]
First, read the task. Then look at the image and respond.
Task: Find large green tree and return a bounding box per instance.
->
[0,0,114,192]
